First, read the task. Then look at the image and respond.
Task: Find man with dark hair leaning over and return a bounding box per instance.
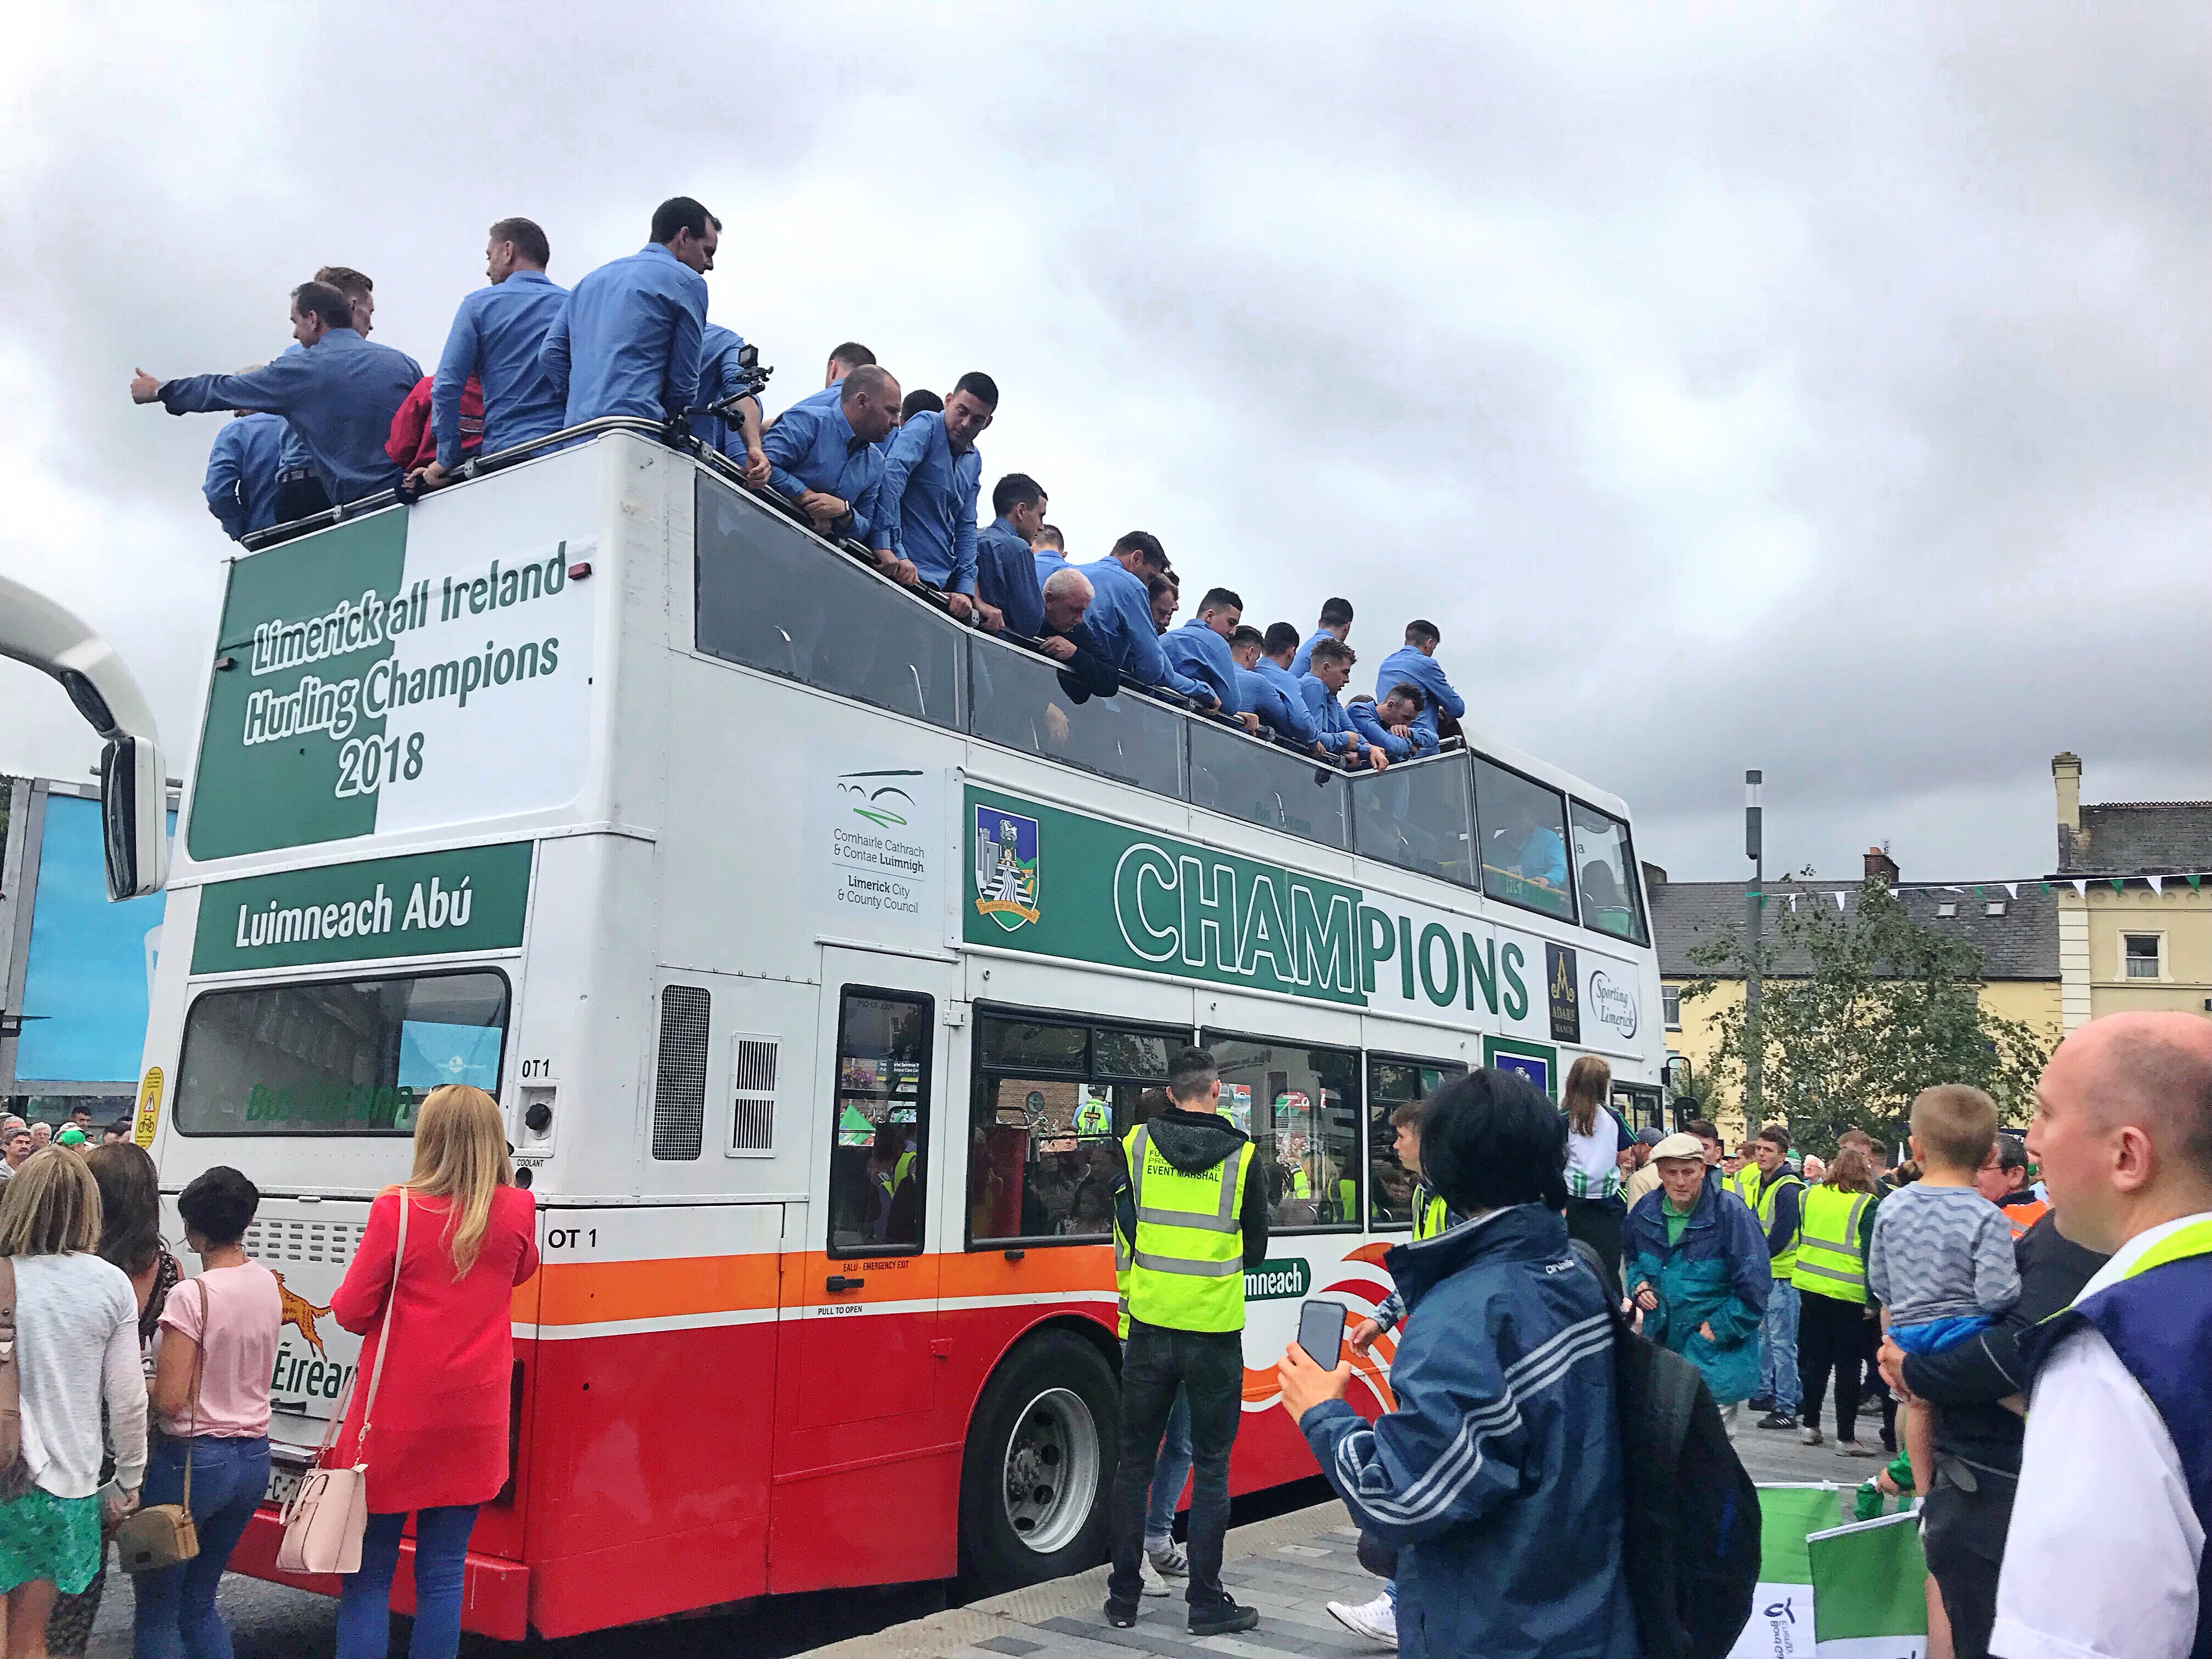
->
[761,362,904,552]
[1104,1047,1267,1637]
[1373,619,1464,755]
[1291,595,1355,676]
[133,280,421,514]
[413,217,569,492]
[1300,639,1388,770]
[879,370,1001,629]
[1164,588,1255,728]
[542,195,719,428]
[977,472,1049,638]
[1077,533,1215,705]
[1278,1068,1637,1658]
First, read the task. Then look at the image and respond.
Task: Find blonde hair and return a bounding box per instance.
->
[1910,1084,1999,1175]
[1562,1056,1612,1138]
[0,1147,102,1256]
[398,1085,510,1279]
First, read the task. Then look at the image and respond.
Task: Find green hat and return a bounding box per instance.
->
[55,1127,88,1146]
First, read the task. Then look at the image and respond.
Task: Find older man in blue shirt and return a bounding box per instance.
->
[541,196,717,428]
[761,364,904,554]
[879,370,1000,628]
[977,472,1049,639]
[1077,533,1214,705]
[1299,639,1387,770]
[135,280,421,506]
[1163,589,1251,721]
[202,411,286,540]
[1373,619,1463,753]
[1289,597,1355,676]
[407,217,571,490]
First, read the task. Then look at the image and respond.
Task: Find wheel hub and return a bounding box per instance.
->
[1000,1386,1100,1555]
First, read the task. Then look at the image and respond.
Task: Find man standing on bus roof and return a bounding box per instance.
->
[202,409,286,540]
[133,281,422,507]
[1164,589,1250,719]
[1232,626,1317,748]
[1105,1047,1268,1638]
[760,363,902,548]
[1374,619,1463,753]
[1030,523,1069,590]
[1078,534,1216,706]
[540,196,716,429]
[1300,639,1388,770]
[878,371,1000,629]
[691,323,772,487]
[976,473,1048,639]
[1290,596,1355,676]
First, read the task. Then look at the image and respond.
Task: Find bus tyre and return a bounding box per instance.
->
[958,1329,1118,1594]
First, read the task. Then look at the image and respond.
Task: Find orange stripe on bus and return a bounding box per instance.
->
[531,1253,781,1325]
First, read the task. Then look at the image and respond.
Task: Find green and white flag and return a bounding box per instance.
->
[1808,1511,1928,1657]
[1729,1484,1839,1659]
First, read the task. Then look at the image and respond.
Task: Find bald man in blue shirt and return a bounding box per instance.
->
[541,196,717,428]
[761,363,904,550]
[879,370,1000,628]
[771,342,876,427]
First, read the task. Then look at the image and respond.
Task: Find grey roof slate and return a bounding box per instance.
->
[1651,875,2058,981]
[2057,801,2212,876]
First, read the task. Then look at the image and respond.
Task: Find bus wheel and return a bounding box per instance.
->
[958,1329,1118,1594]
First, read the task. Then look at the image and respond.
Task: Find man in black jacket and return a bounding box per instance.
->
[1878,1210,2106,1659]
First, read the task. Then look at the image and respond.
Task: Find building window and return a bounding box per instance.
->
[1936,901,1957,918]
[1662,986,1681,1031]
[2124,934,2162,980]
[1985,901,2007,916]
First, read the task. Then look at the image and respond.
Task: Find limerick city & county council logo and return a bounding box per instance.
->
[973,808,1041,931]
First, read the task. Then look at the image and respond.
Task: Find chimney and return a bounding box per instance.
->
[1641,861,1668,892]
[2052,752,2082,835]
[1863,845,1899,887]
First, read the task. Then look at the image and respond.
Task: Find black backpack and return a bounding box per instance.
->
[1570,1241,1760,1659]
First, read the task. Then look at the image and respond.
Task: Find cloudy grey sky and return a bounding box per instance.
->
[3,5,2204,884]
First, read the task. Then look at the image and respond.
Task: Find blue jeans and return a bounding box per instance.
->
[1144,1384,1193,1552]
[1760,1279,1802,1417]
[131,1434,270,1659]
[335,1506,478,1659]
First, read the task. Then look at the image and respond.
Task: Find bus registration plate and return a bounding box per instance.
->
[264,1465,304,1509]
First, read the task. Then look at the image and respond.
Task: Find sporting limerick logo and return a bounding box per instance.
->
[973,807,1041,931]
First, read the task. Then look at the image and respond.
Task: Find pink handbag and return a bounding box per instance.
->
[275,1189,408,1575]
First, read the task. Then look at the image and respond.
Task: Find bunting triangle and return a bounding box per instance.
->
[2148,876,2164,894]
[2189,875,2203,891]
[2109,879,2125,893]
[2005,883,2018,899]
[1832,892,1848,911]
[2072,880,2088,896]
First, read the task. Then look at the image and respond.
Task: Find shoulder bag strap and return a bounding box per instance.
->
[179,1277,210,1514]
[352,1188,409,1470]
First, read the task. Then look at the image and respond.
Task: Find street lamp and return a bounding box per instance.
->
[1746,769,1763,1127]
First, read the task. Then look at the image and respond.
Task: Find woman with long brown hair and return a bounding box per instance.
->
[1559,1056,1630,1273]
[1790,1144,1884,1454]
[326,1087,539,1659]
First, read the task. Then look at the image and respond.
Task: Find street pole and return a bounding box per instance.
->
[1745,769,1763,1131]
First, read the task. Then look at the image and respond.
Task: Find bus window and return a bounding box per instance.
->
[1352,755,1474,887]
[1571,800,1648,945]
[829,990,933,1256]
[1471,757,1576,923]
[172,970,509,1135]
[969,1014,1173,1245]
[968,639,1186,799]
[1202,1034,1360,1232]
[695,473,967,733]
[1188,723,1350,850]
[1365,1057,1467,1228]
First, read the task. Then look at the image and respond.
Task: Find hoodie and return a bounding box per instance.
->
[1113,1104,1271,1274]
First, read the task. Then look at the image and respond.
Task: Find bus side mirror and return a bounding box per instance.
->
[100,733,168,900]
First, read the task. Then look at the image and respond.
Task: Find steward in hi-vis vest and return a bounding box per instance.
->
[1791,1185,1872,1303]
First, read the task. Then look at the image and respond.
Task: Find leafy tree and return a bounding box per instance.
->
[1680,873,2051,1155]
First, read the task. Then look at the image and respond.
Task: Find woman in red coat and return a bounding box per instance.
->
[328,1085,538,1659]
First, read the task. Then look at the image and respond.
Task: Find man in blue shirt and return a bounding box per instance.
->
[1077,533,1215,705]
[541,196,717,429]
[1289,596,1355,677]
[692,324,771,486]
[977,473,1048,639]
[1163,589,1250,719]
[1031,523,1069,590]
[879,370,999,628]
[202,411,285,540]
[761,363,904,554]
[1502,797,1570,889]
[1373,619,1464,753]
[1250,622,1326,752]
[1228,627,1308,746]
[771,341,877,427]
[134,280,422,506]
[410,217,570,489]
[1299,639,1387,770]
[1348,684,1424,762]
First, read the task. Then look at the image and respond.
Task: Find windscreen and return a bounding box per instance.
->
[173,970,509,1134]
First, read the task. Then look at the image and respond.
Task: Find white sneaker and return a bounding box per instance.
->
[1148,1541,1189,1581]
[1138,1553,1171,1597]
[1327,1590,1398,1649]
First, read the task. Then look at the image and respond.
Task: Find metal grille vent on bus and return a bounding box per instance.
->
[242,1219,366,1267]
[730,1036,777,1156]
[652,984,712,1161]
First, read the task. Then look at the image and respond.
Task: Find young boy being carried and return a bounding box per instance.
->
[1866,1085,2021,1499]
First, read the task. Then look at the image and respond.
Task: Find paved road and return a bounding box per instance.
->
[70,1420,1875,1656]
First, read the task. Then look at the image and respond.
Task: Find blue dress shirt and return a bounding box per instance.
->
[976,518,1045,638]
[878,411,981,594]
[1163,620,1243,715]
[432,269,569,467]
[1348,700,1416,761]
[1297,675,1365,756]
[1289,627,1341,678]
[775,380,844,426]
[1076,558,1210,701]
[690,325,761,459]
[1032,548,1070,590]
[759,397,887,544]
[272,343,310,475]
[161,330,422,505]
[540,244,707,426]
[202,413,286,539]
[1251,659,1321,746]
[1234,667,1293,740]
[1374,645,1464,751]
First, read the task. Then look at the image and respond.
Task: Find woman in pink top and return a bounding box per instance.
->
[133,1165,281,1659]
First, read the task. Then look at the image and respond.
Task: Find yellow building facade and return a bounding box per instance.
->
[2052,752,2212,1030]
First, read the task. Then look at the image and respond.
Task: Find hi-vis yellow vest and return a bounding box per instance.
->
[1413,1183,1451,1241]
[1757,1171,1807,1279]
[1790,1186,1872,1304]
[1122,1124,1255,1333]
[1728,1166,1761,1209]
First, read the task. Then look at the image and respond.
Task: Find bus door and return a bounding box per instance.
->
[769,951,953,1591]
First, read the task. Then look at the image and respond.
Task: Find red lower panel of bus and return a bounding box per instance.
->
[229,1512,531,1640]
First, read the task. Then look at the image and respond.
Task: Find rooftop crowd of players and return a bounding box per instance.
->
[130,197,1466,775]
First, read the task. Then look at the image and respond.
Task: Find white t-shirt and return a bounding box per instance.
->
[12,1252,149,1498]
[1564,1109,1624,1201]
[1990,1211,2212,1659]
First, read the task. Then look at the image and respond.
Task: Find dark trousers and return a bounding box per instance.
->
[1564,1199,1624,1300]
[1921,1469,2013,1659]
[1108,1321,1243,1611]
[1797,1290,1870,1440]
[1860,1312,1899,1448]
[273,471,332,526]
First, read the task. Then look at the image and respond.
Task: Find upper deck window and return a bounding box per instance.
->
[968,637,1184,798]
[1569,800,1647,945]
[1471,757,1576,923]
[1353,756,1474,887]
[1188,721,1350,850]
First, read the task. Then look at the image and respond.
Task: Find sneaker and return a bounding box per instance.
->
[1147,1542,1189,1582]
[1189,1598,1261,1637]
[1104,1595,1139,1628]
[1837,1440,1882,1458]
[1327,1590,1399,1649]
[1138,1554,1171,1597]
[1802,1426,1825,1447]
[1757,1412,1799,1431]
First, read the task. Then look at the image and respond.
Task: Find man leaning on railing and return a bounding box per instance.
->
[877,370,1001,630]
[759,364,905,565]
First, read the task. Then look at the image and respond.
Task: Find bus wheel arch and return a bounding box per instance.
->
[956,1322,1120,1595]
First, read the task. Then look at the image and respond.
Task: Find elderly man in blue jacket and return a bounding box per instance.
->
[1278,1068,1640,1659]
[1373,619,1464,753]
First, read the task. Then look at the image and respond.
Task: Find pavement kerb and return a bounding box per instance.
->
[791,1500,1348,1659]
